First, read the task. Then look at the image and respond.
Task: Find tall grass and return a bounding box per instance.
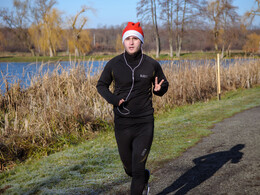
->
[0,58,259,170]
[0,60,112,170]
[153,59,260,112]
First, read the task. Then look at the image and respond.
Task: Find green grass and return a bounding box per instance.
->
[1,50,257,62]
[147,50,258,60]
[0,54,115,62]
[151,87,260,165]
[1,86,260,194]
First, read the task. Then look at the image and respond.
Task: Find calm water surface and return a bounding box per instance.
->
[0,60,106,93]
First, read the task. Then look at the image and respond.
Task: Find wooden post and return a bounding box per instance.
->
[217,53,221,100]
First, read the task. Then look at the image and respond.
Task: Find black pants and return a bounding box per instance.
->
[115,121,154,195]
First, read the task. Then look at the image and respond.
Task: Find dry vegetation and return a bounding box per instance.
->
[0,58,259,170]
[153,58,260,112]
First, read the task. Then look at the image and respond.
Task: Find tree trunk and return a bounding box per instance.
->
[49,46,53,57]
[169,37,173,57]
[29,48,35,57]
[258,41,260,54]
[214,30,219,52]
[155,35,160,58]
[175,0,179,57]
[175,0,186,58]
[168,0,173,58]
[176,0,187,58]
[227,44,232,57]
[75,47,79,57]
[176,35,182,58]
[176,35,180,58]
[151,0,160,58]
[213,0,220,52]
[221,44,225,59]
[48,39,55,57]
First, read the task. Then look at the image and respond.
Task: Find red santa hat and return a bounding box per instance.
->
[122,22,144,44]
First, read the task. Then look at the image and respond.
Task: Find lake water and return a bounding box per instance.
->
[0,60,107,94]
[0,58,250,94]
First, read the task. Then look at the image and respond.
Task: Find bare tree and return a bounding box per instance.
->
[32,0,58,57]
[43,8,63,56]
[31,0,56,24]
[67,6,93,56]
[137,0,161,58]
[219,0,239,58]
[160,0,202,58]
[243,0,260,26]
[160,0,174,57]
[175,0,187,58]
[0,0,35,55]
[205,0,238,53]
[206,0,224,52]
[220,25,239,57]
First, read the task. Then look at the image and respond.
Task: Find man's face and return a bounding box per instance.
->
[123,36,142,55]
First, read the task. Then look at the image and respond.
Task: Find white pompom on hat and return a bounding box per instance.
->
[122,22,144,44]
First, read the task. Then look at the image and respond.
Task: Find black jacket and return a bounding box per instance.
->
[96,52,168,123]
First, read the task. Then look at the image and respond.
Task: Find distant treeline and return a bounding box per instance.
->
[0,0,260,57]
[0,26,260,54]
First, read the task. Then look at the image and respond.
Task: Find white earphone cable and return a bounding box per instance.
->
[117,52,143,115]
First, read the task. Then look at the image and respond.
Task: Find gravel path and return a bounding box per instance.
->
[150,106,260,195]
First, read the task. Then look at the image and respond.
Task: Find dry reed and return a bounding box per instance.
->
[0,58,259,169]
[153,58,260,112]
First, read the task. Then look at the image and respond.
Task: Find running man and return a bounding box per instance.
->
[96,22,169,195]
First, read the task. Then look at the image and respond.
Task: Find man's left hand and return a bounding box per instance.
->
[154,77,164,91]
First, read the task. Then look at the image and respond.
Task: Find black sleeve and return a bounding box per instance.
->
[153,63,169,96]
[96,63,121,106]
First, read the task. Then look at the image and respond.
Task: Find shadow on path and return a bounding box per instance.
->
[157,144,245,195]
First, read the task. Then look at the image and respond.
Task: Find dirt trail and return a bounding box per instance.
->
[150,106,260,195]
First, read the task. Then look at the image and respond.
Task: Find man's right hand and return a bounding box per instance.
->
[119,99,125,106]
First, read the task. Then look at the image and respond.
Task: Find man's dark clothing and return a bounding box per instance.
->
[96,51,168,195]
[115,121,154,195]
[96,51,169,124]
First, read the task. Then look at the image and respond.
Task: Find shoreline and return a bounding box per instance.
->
[1,50,258,63]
